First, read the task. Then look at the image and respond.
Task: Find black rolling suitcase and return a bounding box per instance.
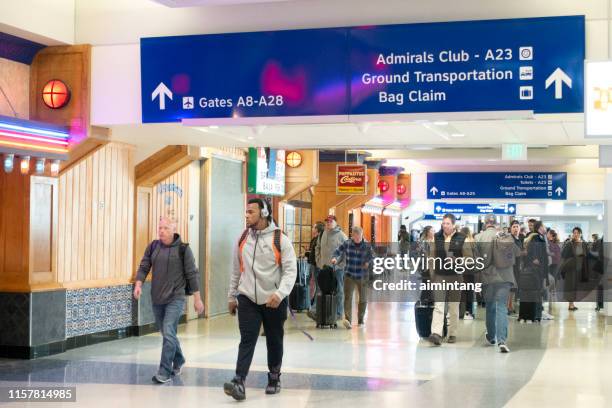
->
[518,269,542,322]
[518,301,542,322]
[414,290,447,338]
[289,258,310,312]
[315,293,338,328]
[315,265,338,328]
[415,300,435,338]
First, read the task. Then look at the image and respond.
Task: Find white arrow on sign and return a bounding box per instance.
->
[152,82,173,110]
[545,68,572,100]
[509,206,515,213]
[430,186,439,195]
[435,205,442,212]
[555,187,564,196]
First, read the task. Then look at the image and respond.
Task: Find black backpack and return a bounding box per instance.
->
[317,265,338,295]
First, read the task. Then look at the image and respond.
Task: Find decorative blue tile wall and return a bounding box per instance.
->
[66,285,134,338]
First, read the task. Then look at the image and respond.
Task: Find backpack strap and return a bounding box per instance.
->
[179,242,188,262]
[273,229,282,266]
[238,229,249,273]
[150,240,161,263]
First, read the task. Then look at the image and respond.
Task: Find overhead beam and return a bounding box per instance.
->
[135,145,200,187]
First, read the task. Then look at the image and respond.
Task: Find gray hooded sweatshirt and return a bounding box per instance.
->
[315,226,348,270]
[475,227,519,286]
[136,233,199,305]
[228,222,297,305]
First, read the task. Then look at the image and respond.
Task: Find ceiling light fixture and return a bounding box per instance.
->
[50,160,60,176]
[3,154,14,173]
[35,158,46,174]
[20,156,30,175]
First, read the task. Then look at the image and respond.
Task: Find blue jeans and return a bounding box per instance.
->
[336,268,345,320]
[309,266,320,312]
[152,297,186,377]
[484,282,512,344]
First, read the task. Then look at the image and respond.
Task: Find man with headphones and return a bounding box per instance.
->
[224,198,297,401]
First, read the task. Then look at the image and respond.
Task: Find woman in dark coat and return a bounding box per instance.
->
[560,227,589,311]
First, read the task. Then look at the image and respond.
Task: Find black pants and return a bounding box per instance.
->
[461,274,475,315]
[236,294,288,379]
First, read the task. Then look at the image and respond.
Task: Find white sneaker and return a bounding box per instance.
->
[463,313,474,321]
[499,343,510,353]
[342,319,352,329]
[542,311,555,320]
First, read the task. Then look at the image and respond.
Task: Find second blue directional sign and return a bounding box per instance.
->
[427,172,567,200]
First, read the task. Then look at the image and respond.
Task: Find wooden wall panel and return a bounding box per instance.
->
[0,57,29,118]
[134,187,152,279]
[56,142,135,287]
[0,170,31,291]
[29,177,58,286]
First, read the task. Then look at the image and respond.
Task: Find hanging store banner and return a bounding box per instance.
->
[337,164,367,195]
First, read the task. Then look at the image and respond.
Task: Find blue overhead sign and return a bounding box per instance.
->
[434,202,517,215]
[427,172,567,200]
[140,29,349,123]
[140,16,584,123]
[350,16,584,115]
[423,214,462,221]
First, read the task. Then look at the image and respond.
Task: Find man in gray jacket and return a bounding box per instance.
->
[314,215,349,328]
[134,216,204,383]
[475,215,519,353]
[224,198,297,401]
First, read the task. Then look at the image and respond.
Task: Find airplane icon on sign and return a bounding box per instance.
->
[183,97,194,109]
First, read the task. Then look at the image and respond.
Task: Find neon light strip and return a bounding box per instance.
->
[0,139,68,153]
[0,122,69,139]
[0,130,69,146]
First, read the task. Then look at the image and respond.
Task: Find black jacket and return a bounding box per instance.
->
[433,230,466,276]
[525,233,548,280]
[136,233,199,305]
[307,235,319,266]
[561,240,590,282]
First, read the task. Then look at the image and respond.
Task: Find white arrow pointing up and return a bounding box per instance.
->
[430,186,439,195]
[545,68,572,100]
[152,82,173,110]
[555,186,564,196]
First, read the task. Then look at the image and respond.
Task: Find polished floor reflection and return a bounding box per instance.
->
[0,302,610,407]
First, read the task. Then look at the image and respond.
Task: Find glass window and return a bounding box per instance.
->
[283,193,312,257]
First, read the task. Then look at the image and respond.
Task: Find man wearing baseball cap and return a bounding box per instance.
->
[313,215,350,328]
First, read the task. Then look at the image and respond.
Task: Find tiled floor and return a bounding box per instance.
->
[0,302,610,407]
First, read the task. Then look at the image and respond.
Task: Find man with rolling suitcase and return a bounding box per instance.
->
[224,198,297,401]
[315,215,349,328]
[427,214,471,346]
[520,221,548,323]
[331,226,374,328]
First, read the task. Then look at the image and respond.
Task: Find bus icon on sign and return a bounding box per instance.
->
[520,66,533,80]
